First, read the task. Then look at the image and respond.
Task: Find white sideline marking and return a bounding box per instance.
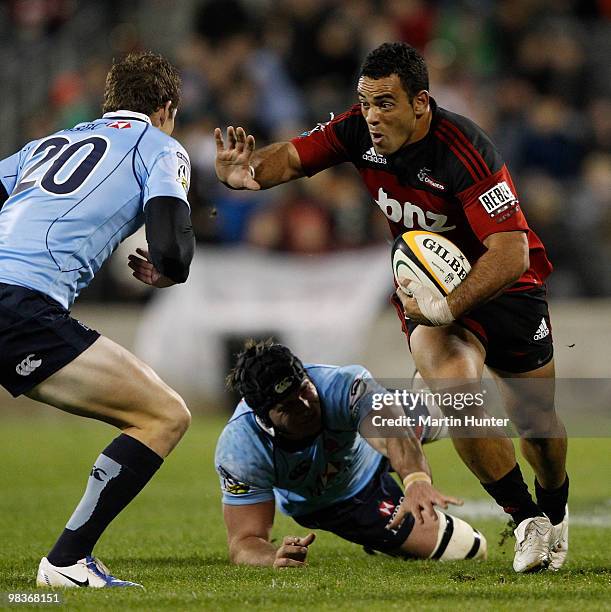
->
[451,499,611,527]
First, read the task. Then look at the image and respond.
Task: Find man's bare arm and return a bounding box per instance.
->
[250,142,305,188]
[446,231,529,319]
[224,501,315,567]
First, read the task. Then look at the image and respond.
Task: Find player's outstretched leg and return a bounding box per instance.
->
[30,336,191,588]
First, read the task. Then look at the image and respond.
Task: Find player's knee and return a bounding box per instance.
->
[429,512,487,561]
[512,410,562,439]
[163,391,191,440]
[145,387,191,443]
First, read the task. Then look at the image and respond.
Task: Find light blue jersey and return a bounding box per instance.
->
[0,111,190,308]
[215,364,390,517]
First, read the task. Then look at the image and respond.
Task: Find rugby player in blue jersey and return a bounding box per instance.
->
[216,340,487,567]
[0,52,195,588]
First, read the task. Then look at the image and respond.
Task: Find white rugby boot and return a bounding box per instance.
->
[37,556,143,588]
[549,506,569,571]
[513,516,553,573]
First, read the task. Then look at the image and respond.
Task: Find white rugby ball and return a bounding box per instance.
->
[392,230,471,297]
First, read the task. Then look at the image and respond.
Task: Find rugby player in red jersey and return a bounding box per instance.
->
[214,42,569,573]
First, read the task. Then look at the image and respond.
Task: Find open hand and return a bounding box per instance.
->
[387,481,463,528]
[214,126,260,190]
[127,248,175,288]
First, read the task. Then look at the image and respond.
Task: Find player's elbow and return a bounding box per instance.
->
[227,540,241,565]
[227,536,252,565]
[509,243,530,282]
[487,232,530,283]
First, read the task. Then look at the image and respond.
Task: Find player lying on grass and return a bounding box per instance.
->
[215,340,487,567]
[0,52,195,588]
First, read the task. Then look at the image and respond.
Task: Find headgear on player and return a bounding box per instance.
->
[227,339,307,426]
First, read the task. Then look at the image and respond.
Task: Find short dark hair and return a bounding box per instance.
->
[360,42,429,101]
[227,339,306,425]
[102,51,181,115]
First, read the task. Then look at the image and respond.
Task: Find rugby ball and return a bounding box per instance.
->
[392,230,471,297]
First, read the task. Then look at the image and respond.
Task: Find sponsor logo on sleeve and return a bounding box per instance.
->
[176,151,190,194]
[478,181,518,216]
[218,466,251,495]
[349,376,367,418]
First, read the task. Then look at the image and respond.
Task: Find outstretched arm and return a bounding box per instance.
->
[384,434,462,527]
[214,126,305,190]
[362,396,462,526]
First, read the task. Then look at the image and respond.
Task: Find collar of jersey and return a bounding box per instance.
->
[102,110,151,124]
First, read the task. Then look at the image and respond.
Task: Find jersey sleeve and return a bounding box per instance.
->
[456,165,529,242]
[435,115,529,242]
[0,151,22,195]
[290,106,363,176]
[139,137,191,209]
[214,420,275,506]
[326,365,391,429]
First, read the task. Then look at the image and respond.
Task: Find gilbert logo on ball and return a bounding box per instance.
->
[392,230,471,297]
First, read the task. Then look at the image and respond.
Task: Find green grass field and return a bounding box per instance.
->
[0,414,609,611]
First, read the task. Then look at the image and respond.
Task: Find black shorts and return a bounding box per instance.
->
[0,283,100,397]
[293,461,415,558]
[392,286,554,373]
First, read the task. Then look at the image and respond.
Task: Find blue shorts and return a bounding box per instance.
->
[0,283,100,397]
[293,462,415,557]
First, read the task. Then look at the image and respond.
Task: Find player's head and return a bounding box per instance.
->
[227,339,321,439]
[103,51,181,136]
[358,42,430,155]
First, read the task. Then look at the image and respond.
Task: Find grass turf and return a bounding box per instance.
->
[0,414,609,611]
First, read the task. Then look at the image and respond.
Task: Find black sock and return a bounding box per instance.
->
[535,475,569,525]
[481,463,543,525]
[47,434,163,567]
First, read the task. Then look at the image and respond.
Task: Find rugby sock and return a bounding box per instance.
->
[535,475,569,525]
[481,463,543,525]
[47,434,163,567]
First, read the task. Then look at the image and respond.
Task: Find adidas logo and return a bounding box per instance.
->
[362,146,386,164]
[533,318,550,341]
[16,353,42,376]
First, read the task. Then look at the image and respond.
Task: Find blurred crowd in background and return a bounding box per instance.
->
[1,0,610,299]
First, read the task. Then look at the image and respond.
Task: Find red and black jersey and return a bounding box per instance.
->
[291,98,552,290]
